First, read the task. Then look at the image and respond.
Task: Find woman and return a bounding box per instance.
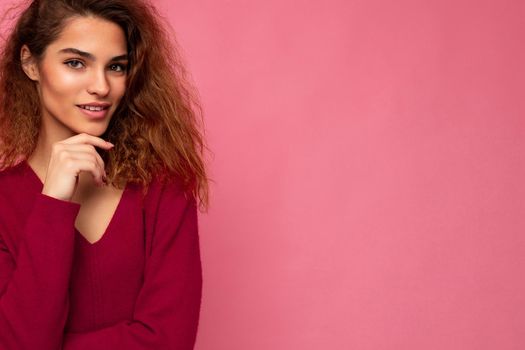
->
[0,0,210,349]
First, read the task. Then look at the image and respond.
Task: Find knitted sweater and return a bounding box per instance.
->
[0,160,202,349]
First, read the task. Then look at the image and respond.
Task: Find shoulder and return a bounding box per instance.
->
[0,160,24,179]
[141,173,197,245]
[0,162,31,234]
[142,172,195,214]
[0,161,26,199]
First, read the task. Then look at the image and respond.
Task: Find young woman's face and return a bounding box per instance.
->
[25,16,128,138]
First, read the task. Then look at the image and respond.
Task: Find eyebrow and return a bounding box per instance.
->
[58,47,128,62]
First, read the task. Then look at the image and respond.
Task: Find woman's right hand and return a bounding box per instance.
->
[41,133,114,202]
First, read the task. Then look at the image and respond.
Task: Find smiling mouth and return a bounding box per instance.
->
[76,104,111,120]
[77,105,110,111]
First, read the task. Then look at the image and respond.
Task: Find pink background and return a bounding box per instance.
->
[158,0,525,349]
[1,0,524,348]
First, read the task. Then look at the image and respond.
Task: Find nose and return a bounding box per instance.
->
[86,69,110,97]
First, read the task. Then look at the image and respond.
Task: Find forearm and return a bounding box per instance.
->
[0,193,80,350]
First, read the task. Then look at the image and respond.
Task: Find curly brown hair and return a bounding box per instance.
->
[0,0,211,212]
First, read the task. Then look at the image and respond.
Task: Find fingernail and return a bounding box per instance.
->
[106,141,114,147]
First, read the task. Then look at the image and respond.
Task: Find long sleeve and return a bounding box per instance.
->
[0,193,81,350]
[62,180,203,349]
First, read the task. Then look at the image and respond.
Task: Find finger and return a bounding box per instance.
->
[60,132,114,150]
[80,162,105,186]
[69,155,106,185]
[60,144,106,172]
[68,149,106,175]
[59,144,101,152]
[51,143,107,185]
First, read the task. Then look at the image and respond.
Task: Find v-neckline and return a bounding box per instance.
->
[21,159,129,247]
[74,186,128,246]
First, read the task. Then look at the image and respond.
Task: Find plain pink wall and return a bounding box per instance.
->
[1,0,523,348]
[157,0,525,349]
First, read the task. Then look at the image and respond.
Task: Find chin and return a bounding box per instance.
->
[73,124,109,137]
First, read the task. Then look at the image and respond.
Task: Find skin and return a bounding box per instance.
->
[21,15,128,190]
[20,15,129,243]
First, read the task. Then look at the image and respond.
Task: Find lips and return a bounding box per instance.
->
[76,103,111,119]
[78,105,108,112]
[76,103,111,111]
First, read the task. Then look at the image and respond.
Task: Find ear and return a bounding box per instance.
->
[20,45,40,81]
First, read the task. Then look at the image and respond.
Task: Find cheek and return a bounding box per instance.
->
[111,78,127,100]
[39,66,82,110]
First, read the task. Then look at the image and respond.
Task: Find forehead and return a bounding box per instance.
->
[47,16,127,58]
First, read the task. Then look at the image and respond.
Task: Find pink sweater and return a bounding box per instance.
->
[0,160,202,349]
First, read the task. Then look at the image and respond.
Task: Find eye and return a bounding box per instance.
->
[65,59,84,69]
[109,63,127,73]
